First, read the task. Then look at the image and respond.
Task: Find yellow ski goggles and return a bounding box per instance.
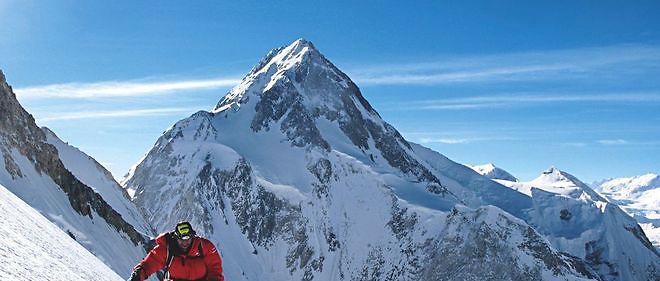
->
[175,222,194,240]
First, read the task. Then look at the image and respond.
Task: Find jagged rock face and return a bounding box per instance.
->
[213,39,446,191]
[0,70,150,276]
[125,40,598,281]
[421,207,601,281]
[0,71,144,245]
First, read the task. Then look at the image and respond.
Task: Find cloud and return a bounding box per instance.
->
[349,45,660,85]
[402,92,660,110]
[417,136,514,144]
[419,137,469,144]
[561,142,588,147]
[15,77,241,100]
[14,44,660,101]
[36,107,198,122]
[354,64,572,85]
[598,139,628,145]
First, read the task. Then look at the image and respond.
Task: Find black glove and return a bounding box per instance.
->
[128,266,142,281]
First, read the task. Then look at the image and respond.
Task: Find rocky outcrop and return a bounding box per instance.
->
[0,70,147,247]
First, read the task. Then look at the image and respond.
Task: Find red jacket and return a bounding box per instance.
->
[134,232,224,281]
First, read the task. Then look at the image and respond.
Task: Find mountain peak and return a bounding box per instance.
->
[289,38,316,53]
[245,38,325,80]
[213,39,329,113]
[213,38,377,118]
[204,39,439,187]
[270,38,319,64]
[530,167,606,200]
[0,70,5,84]
[536,167,584,186]
[469,163,518,182]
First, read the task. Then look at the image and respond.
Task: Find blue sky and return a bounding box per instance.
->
[2,1,659,183]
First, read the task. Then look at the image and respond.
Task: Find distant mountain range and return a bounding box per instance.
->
[593,173,660,251]
[470,163,659,253]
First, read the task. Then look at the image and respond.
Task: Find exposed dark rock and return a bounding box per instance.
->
[364,120,445,192]
[585,240,620,279]
[251,79,330,151]
[66,230,77,241]
[209,159,318,278]
[418,208,597,281]
[387,202,418,240]
[423,222,542,281]
[334,86,372,151]
[562,253,602,280]
[325,230,340,252]
[358,248,386,281]
[281,99,330,150]
[0,71,146,247]
[520,226,571,276]
[308,158,332,184]
[2,147,23,179]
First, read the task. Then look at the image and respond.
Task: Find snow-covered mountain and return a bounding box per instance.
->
[43,127,152,234]
[0,182,123,281]
[123,39,616,281]
[0,70,152,278]
[500,167,605,200]
[469,163,518,182]
[594,173,660,250]
[495,167,659,281]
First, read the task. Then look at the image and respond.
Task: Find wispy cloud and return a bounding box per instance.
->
[417,136,515,144]
[15,77,241,99]
[419,137,470,144]
[403,92,660,110]
[349,45,660,85]
[598,139,628,145]
[36,107,197,122]
[14,45,660,101]
[355,64,572,85]
[561,142,588,147]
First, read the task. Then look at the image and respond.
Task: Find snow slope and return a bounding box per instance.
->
[594,173,660,250]
[0,183,122,281]
[125,39,600,281]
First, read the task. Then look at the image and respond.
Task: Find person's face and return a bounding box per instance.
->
[177,237,192,249]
